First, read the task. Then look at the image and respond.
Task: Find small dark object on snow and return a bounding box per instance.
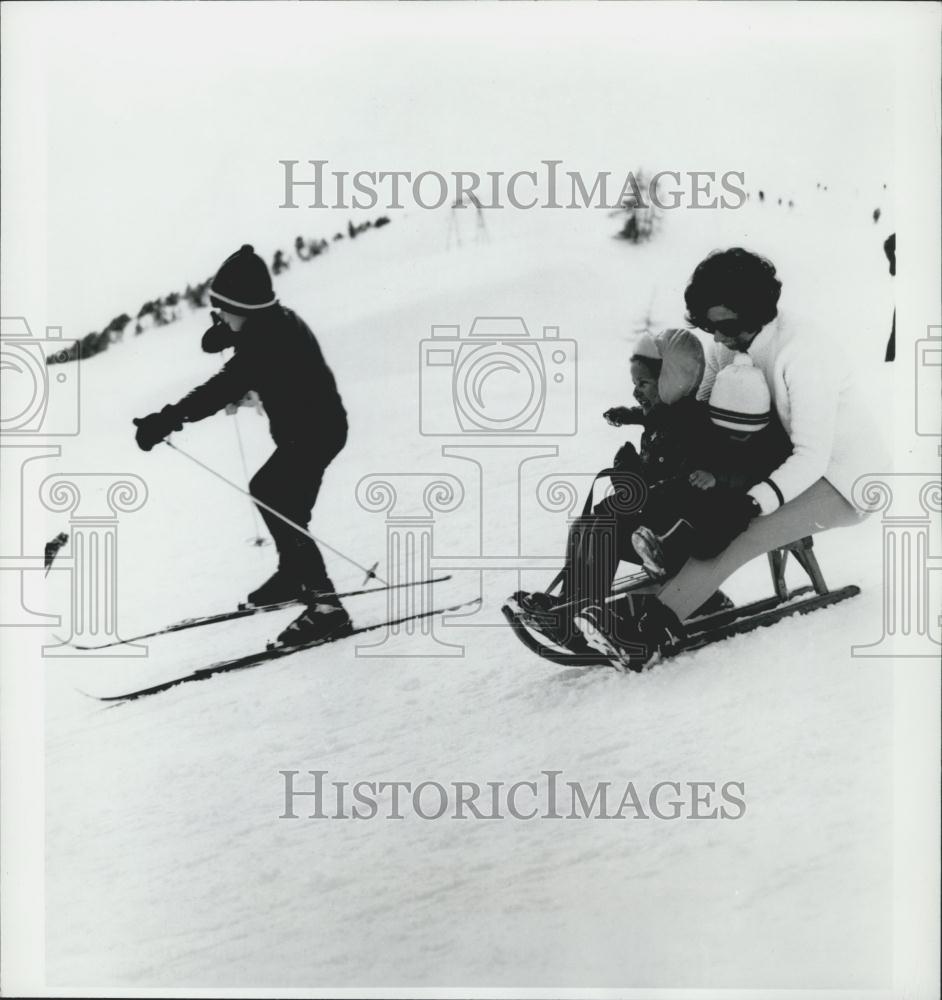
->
[44,532,69,575]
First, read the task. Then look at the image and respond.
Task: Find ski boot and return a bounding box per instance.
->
[690,589,735,618]
[246,568,302,608]
[574,595,684,672]
[511,591,591,653]
[276,593,354,648]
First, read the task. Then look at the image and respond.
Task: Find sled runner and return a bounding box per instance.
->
[502,534,860,671]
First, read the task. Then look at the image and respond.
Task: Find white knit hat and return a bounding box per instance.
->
[708,353,771,432]
[632,328,705,404]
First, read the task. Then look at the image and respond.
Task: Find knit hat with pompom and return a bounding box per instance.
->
[708,352,771,433]
[209,244,277,315]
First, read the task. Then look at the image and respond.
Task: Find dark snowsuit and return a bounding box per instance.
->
[655,414,794,564]
[562,398,711,601]
[174,304,347,594]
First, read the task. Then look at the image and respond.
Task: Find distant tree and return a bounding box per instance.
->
[614,169,658,243]
[80,331,108,359]
[152,300,169,327]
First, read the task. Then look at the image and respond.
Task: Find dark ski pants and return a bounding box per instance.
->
[658,478,862,620]
[561,474,756,604]
[658,483,761,560]
[249,444,338,595]
[560,461,653,603]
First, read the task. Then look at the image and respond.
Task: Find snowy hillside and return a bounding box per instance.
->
[40,193,911,989]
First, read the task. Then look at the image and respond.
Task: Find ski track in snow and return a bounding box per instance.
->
[42,196,905,988]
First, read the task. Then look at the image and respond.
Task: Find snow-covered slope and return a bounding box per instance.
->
[42,194,906,988]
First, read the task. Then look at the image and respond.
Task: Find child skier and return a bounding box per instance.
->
[630,352,793,579]
[132,244,352,647]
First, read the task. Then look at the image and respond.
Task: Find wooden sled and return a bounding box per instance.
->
[501,535,860,670]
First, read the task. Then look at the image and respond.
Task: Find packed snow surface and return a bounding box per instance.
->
[41,195,905,988]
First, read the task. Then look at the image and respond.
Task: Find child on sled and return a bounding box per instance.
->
[513,327,709,640]
[630,352,793,580]
[573,349,794,664]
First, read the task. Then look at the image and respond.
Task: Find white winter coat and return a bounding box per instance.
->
[696,315,885,515]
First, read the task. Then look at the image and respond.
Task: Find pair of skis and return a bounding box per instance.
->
[72,575,454,650]
[82,575,478,703]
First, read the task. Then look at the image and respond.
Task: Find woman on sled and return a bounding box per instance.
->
[517,248,882,671]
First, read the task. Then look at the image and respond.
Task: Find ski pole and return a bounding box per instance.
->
[230,409,267,546]
[163,440,385,585]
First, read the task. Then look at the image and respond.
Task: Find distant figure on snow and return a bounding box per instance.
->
[44,532,69,576]
[884,233,896,362]
[272,249,290,275]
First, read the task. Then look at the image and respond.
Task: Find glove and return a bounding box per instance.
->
[726,491,762,533]
[225,391,263,416]
[133,405,183,451]
[612,441,640,471]
[201,312,235,354]
[604,406,637,427]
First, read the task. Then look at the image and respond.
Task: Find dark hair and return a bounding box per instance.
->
[629,354,662,379]
[684,248,782,332]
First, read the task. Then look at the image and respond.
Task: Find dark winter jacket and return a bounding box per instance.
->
[613,397,712,488]
[701,413,793,491]
[172,305,347,457]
